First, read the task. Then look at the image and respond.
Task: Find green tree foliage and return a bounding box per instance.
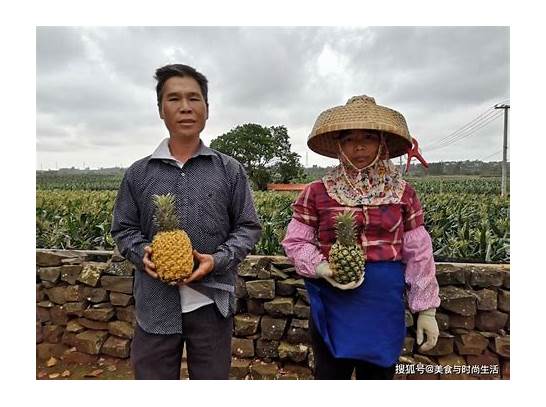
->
[210,123,306,190]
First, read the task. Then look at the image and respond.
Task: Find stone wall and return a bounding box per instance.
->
[36,249,510,379]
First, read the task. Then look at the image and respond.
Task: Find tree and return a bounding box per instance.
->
[210,123,305,190]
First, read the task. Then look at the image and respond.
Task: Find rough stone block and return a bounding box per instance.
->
[250,361,278,380]
[108,321,135,339]
[294,300,310,319]
[476,288,498,311]
[39,267,61,283]
[286,319,310,344]
[454,332,489,355]
[46,286,68,305]
[246,280,275,299]
[260,316,287,340]
[100,276,134,294]
[264,297,294,317]
[37,251,69,267]
[278,363,313,380]
[256,338,280,359]
[74,330,109,355]
[116,305,136,325]
[60,265,84,285]
[489,335,509,358]
[237,259,257,278]
[78,318,109,330]
[109,292,133,306]
[50,306,69,325]
[297,288,310,304]
[278,341,308,363]
[419,333,454,357]
[467,268,504,288]
[66,320,86,334]
[439,286,477,316]
[43,325,64,344]
[36,306,51,323]
[475,311,508,333]
[231,337,254,358]
[83,306,115,322]
[65,285,86,302]
[234,314,261,336]
[63,302,87,317]
[229,358,251,379]
[101,335,130,358]
[246,299,265,315]
[435,264,466,285]
[82,287,109,303]
[498,289,510,313]
[466,350,501,379]
[61,331,79,348]
[106,260,134,276]
[78,262,108,287]
[235,276,248,299]
[449,314,475,330]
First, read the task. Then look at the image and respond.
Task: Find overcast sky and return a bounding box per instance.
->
[36,26,509,170]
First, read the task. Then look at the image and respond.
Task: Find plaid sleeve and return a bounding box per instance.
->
[291,182,319,229]
[402,183,425,231]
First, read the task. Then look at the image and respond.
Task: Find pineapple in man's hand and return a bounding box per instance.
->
[150,193,194,283]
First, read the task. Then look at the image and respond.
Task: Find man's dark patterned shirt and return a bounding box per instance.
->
[111,139,262,334]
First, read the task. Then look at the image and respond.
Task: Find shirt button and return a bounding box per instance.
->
[181,172,185,176]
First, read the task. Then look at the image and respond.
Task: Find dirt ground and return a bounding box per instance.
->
[36,355,136,380]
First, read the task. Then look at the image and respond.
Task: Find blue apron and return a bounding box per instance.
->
[305,261,406,368]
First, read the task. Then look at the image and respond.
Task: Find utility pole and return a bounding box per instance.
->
[494,103,510,197]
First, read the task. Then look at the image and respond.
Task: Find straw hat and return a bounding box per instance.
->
[307,95,412,159]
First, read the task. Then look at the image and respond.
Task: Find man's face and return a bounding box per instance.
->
[159,76,208,139]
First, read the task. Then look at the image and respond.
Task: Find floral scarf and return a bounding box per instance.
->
[322,136,406,206]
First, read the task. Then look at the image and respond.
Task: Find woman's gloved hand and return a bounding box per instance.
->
[416,308,440,352]
[315,262,364,290]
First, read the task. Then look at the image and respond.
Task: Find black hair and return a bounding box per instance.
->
[154,64,209,109]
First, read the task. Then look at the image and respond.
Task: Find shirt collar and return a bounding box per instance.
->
[150,138,215,163]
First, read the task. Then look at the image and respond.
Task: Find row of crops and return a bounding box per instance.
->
[36,176,510,263]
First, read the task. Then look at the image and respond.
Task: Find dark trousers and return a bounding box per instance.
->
[309,316,396,380]
[131,304,233,380]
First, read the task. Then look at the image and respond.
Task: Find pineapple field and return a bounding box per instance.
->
[36,174,509,263]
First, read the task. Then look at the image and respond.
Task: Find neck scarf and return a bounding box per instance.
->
[322,135,406,206]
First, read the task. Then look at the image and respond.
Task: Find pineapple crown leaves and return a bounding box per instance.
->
[334,210,358,246]
[152,193,180,232]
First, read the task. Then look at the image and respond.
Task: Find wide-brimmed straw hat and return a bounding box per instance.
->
[307,95,412,159]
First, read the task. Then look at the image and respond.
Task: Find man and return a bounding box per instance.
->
[111,64,262,380]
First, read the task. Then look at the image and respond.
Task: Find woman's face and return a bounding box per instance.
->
[339,130,381,169]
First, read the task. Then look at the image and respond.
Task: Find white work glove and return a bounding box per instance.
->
[416,308,440,352]
[315,262,364,290]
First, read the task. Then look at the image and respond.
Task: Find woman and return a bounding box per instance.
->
[282,95,441,380]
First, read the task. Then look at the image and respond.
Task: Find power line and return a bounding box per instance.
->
[423,99,510,151]
[479,149,502,161]
[425,110,503,152]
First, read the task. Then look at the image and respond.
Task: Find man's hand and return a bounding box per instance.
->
[178,249,215,286]
[143,246,159,279]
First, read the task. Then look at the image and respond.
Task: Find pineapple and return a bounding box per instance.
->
[150,193,194,283]
[328,211,365,285]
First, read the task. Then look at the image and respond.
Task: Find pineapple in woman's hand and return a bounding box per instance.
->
[328,211,365,286]
[150,193,194,283]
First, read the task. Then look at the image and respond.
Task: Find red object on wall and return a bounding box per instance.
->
[405,138,429,174]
